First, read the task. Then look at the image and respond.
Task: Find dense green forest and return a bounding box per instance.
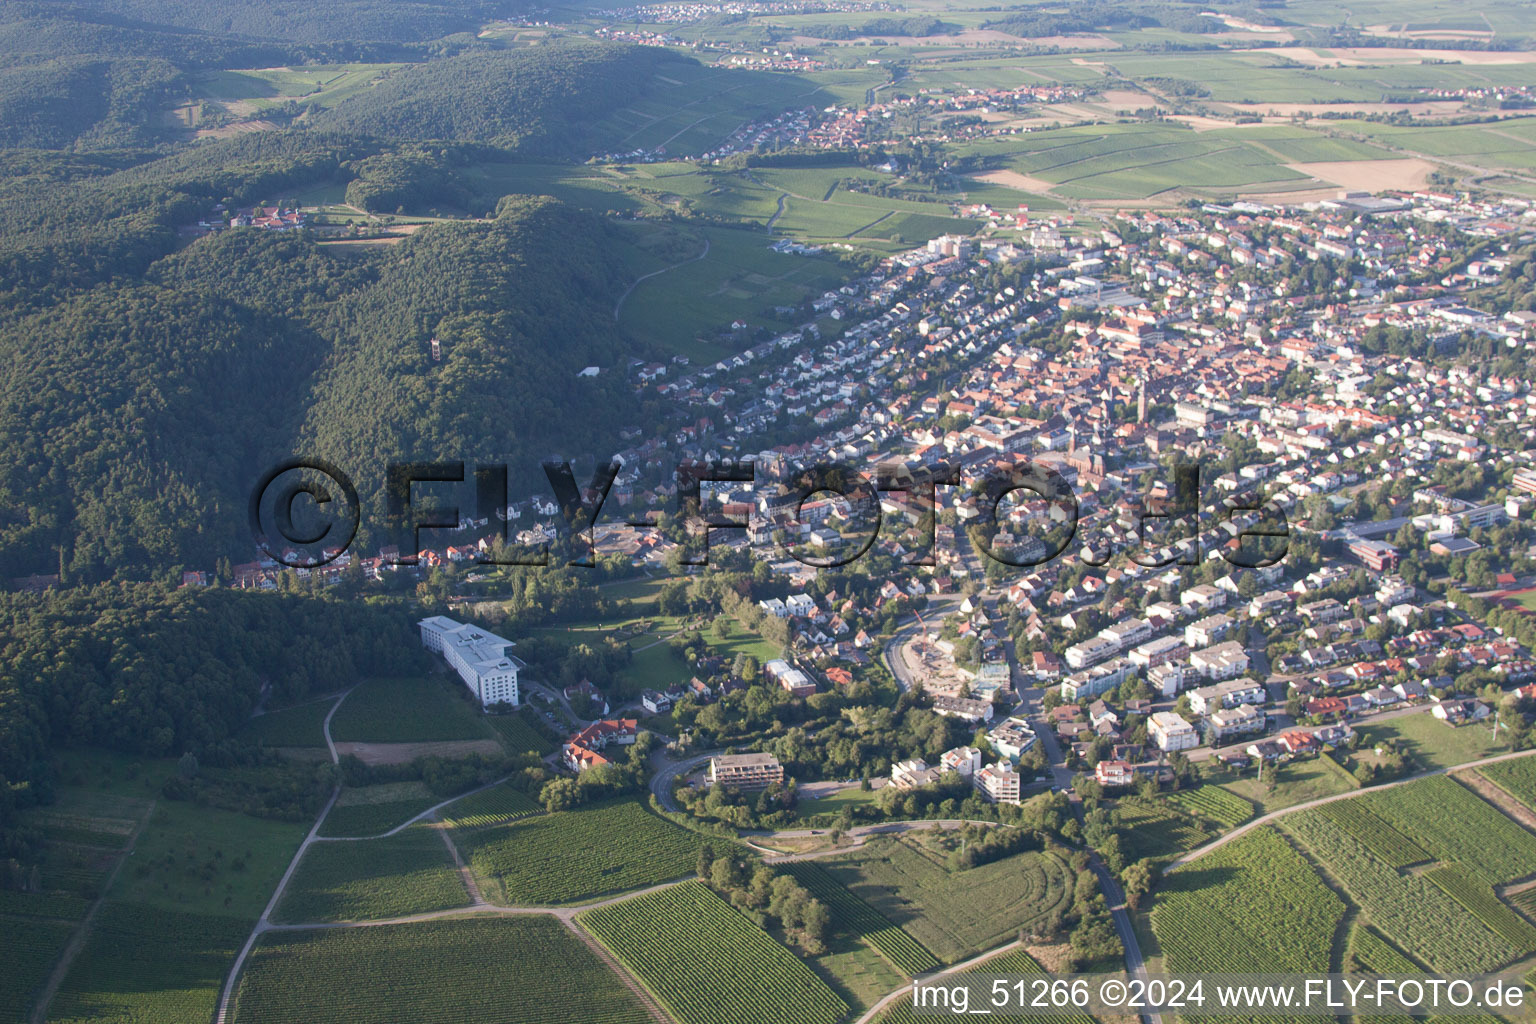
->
[315,45,696,154]
[14,0,500,45]
[0,583,423,854]
[0,193,646,579]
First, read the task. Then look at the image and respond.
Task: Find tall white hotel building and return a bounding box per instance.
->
[418,615,522,708]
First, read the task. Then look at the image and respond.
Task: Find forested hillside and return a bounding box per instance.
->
[0,56,183,149]
[13,0,500,45]
[0,583,424,855]
[315,45,697,154]
[0,194,644,580]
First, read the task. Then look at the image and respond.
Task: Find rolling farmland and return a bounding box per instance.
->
[1479,757,1536,810]
[1423,866,1536,953]
[1364,775,1536,885]
[1163,786,1254,828]
[818,837,1076,963]
[329,676,491,743]
[579,881,849,1024]
[0,917,74,1024]
[1113,801,1215,861]
[440,783,543,831]
[1152,826,1344,975]
[274,827,468,923]
[319,781,441,838]
[233,917,652,1024]
[1309,799,1430,868]
[1284,811,1515,974]
[779,860,939,975]
[48,902,251,1024]
[460,797,705,905]
[874,949,1097,1024]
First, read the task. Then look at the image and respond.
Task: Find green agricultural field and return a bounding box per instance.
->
[274,827,467,923]
[485,711,556,756]
[233,916,652,1024]
[240,699,331,749]
[588,63,828,158]
[1364,775,1536,885]
[1357,712,1508,769]
[460,797,705,905]
[0,916,74,1024]
[1114,801,1215,861]
[1349,921,1421,974]
[196,64,407,112]
[779,860,939,975]
[1309,799,1429,868]
[111,801,306,919]
[47,902,251,1024]
[1152,826,1344,975]
[874,948,1097,1024]
[1424,865,1536,953]
[1162,785,1254,829]
[465,161,654,215]
[1284,810,1515,974]
[440,782,543,831]
[617,225,850,360]
[329,676,492,743]
[580,881,849,1024]
[319,781,440,838]
[819,835,1075,963]
[1479,756,1536,809]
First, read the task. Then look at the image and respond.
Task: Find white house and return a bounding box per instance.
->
[418,616,521,708]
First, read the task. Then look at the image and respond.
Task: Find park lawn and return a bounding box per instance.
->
[329,675,493,744]
[46,901,252,1024]
[798,785,880,817]
[1211,755,1356,815]
[819,835,1075,963]
[580,881,848,1024]
[459,797,706,905]
[239,698,331,749]
[618,640,692,694]
[273,826,468,923]
[232,916,652,1024]
[0,915,74,1024]
[1357,711,1509,769]
[319,781,440,838]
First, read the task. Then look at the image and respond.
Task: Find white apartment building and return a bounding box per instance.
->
[973,762,1022,804]
[940,746,983,777]
[1149,711,1199,752]
[418,615,521,708]
[1209,704,1267,741]
[1184,612,1233,649]
[988,716,1037,760]
[1189,640,1250,680]
[1188,677,1266,716]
